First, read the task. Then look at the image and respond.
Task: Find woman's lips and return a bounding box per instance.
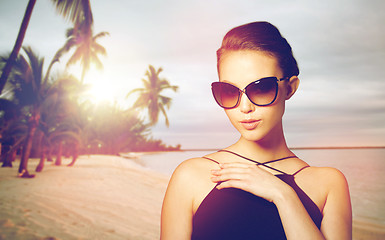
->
[240,120,260,130]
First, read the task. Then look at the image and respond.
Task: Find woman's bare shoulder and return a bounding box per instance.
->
[295,165,349,212]
[303,166,352,237]
[161,157,218,238]
[171,156,219,184]
[305,166,348,184]
[164,157,218,207]
[298,165,349,197]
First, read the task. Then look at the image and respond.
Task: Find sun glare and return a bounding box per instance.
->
[83,70,117,105]
[68,63,139,108]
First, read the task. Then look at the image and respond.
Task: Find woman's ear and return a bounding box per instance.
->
[286,76,300,100]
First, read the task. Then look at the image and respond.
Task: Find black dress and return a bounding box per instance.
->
[191,151,322,240]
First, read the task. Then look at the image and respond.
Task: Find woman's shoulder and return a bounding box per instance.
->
[303,166,348,184]
[171,156,219,183]
[294,165,349,212]
[165,156,219,207]
[297,165,349,199]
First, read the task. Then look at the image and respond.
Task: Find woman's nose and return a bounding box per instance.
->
[239,92,255,113]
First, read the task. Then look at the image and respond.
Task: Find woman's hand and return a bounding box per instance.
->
[210,162,292,203]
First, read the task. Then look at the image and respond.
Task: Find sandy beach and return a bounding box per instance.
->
[0,155,384,240]
[0,155,168,240]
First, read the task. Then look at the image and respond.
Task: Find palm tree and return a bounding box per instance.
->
[61,25,109,82]
[35,75,84,171]
[87,102,150,154]
[0,0,94,94]
[51,0,93,29]
[128,65,178,127]
[45,0,98,84]
[0,0,36,95]
[8,46,45,177]
[0,115,26,168]
[1,55,25,168]
[8,46,70,177]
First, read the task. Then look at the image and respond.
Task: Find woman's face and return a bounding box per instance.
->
[218,50,294,143]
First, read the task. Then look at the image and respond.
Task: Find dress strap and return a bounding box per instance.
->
[218,149,297,164]
[218,149,260,164]
[292,165,310,176]
[217,149,298,175]
[202,156,220,164]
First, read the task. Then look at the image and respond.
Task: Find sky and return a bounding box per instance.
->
[0,0,384,149]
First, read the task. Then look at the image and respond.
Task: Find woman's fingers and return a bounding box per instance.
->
[210,162,287,202]
[211,172,243,183]
[216,179,248,190]
[211,163,250,181]
[211,163,259,183]
[220,162,254,169]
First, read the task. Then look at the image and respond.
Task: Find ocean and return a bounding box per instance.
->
[135,148,385,225]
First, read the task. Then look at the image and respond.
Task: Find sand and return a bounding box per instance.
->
[0,155,169,240]
[0,155,384,240]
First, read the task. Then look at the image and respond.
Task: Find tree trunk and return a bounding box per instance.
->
[67,142,79,167]
[47,147,53,162]
[18,111,39,178]
[1,144,9,163]
[0,0,36,94]
[0,133,2,162]
[30,130,43,158]
[10,148,17,163]
[18,125,36,177]
[1,145,12,167]
[55,141,63,166]
[35,145,46,172]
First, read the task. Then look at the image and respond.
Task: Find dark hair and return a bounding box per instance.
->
[217,21,299,77]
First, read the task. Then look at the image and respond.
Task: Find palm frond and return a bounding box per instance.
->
[93,31,109,40]
[159,95,172,109]
[141,78,151,89]
[125,87,143,98]
[66,48,83,67]
[158,104,169,127]
[92,43,107,56]
[90,52,103,69]
[22,46,44,92]
[132,92,151,109]
[49,130,81,144]
[0,99,20,121]
[51,0,93,27]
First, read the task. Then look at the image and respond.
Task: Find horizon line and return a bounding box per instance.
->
[181,146,385,151]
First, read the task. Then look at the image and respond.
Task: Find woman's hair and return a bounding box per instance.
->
[217,21,299,77]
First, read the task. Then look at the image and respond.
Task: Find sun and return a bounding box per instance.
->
[69,64,139,108]
[83,70,117,105]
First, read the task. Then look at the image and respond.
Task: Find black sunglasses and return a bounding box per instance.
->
[211,76,289,109]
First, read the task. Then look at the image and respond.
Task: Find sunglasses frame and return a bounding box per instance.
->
[211,76,289,109]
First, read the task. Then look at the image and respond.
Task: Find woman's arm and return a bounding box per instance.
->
[211,163,352,239]
[317,168,352,239]
[275,167,351,239]
[161,161,194,240]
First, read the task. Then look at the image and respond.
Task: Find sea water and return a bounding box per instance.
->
[136,148,385,225]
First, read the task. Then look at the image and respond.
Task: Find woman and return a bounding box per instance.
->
[161,21,352,239]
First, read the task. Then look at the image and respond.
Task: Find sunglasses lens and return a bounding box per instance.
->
[212,77,279,109]
[212,82,239,108]
[246,77,277,106]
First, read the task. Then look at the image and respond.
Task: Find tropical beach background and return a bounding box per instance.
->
[0,0,384,239]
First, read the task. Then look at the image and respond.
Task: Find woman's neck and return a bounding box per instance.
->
[229,126,292,163]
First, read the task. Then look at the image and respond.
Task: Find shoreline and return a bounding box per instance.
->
[181,146,385,151]
[1,154,384,239]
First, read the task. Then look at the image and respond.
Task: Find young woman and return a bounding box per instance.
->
[161,21,352,240]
